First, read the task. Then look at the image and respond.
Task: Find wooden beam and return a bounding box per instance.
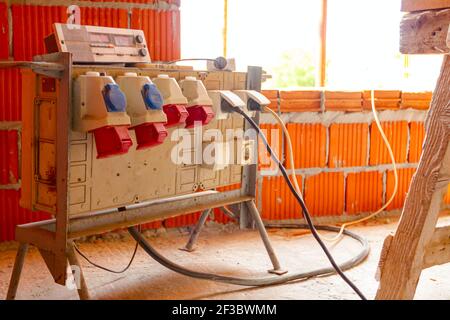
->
[15,227,56,252]
[6,243,28,300]
[423,225,450,269]
[223,0,228,57]
[402,0,450,12]
[400,8,450,54]
[375,55,450,300]
[319,0,328,87]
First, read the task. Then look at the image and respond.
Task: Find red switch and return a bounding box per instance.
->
[163,104,189,127]
[134,122,168,149]
[93,125,133,159]
[185,105,215,128]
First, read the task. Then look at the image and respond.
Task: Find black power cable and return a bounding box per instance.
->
[128,224,368,287]
[74,107,368,298]
[74,241,139,274]
[232,107,367,300]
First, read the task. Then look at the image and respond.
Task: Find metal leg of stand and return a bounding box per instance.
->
[180,208,212,252]
[246,200,287,275]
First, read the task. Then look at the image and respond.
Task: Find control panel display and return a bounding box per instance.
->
[52,23,151,63]
[114,35,134,46]
[90,33,110,43]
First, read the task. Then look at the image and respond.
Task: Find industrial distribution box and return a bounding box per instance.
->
[19,24,256,217]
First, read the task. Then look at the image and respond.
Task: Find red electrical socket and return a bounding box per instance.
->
[163,104,189,127]
[185,105,215,128]
[134,122,168,149]
[93,125,133,159]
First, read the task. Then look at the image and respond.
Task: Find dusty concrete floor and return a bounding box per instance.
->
[1,215,449,300]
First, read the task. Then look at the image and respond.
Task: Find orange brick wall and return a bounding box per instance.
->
[304,172,345,217]
[346,171,383,215]
[328,123,368,168]
[369,121,408,165]
[285,123,327,169]
[258,89,450,220]
[409,122,425,163]
[0,0,182,240]
[261,176,303,220]
[167,85,447,226]
[385,168,416,210]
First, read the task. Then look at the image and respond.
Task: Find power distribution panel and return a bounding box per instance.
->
[21,65,252,216]
[19,23,266,219]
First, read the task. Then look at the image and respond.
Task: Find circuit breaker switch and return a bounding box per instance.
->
[179,76,215,128]
[152,74,189,127]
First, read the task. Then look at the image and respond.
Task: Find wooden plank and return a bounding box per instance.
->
[0,121,21,130]
[400,8,450,54]
[15,227,56,252]
[402,0,450,12]
[54,53,71,286]
[422,225,450,269]
[6,243,28,300]
[66,242,90,300]
[33,52,72,285]
[375,55,450,300]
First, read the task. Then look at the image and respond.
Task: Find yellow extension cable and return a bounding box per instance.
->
[265,90,399,242]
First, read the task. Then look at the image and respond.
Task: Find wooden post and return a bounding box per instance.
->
[318,0,328,87]
[6,243,29,300]
[375,54,450,299]
[223,0,228,58]
[66,241,90,300]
